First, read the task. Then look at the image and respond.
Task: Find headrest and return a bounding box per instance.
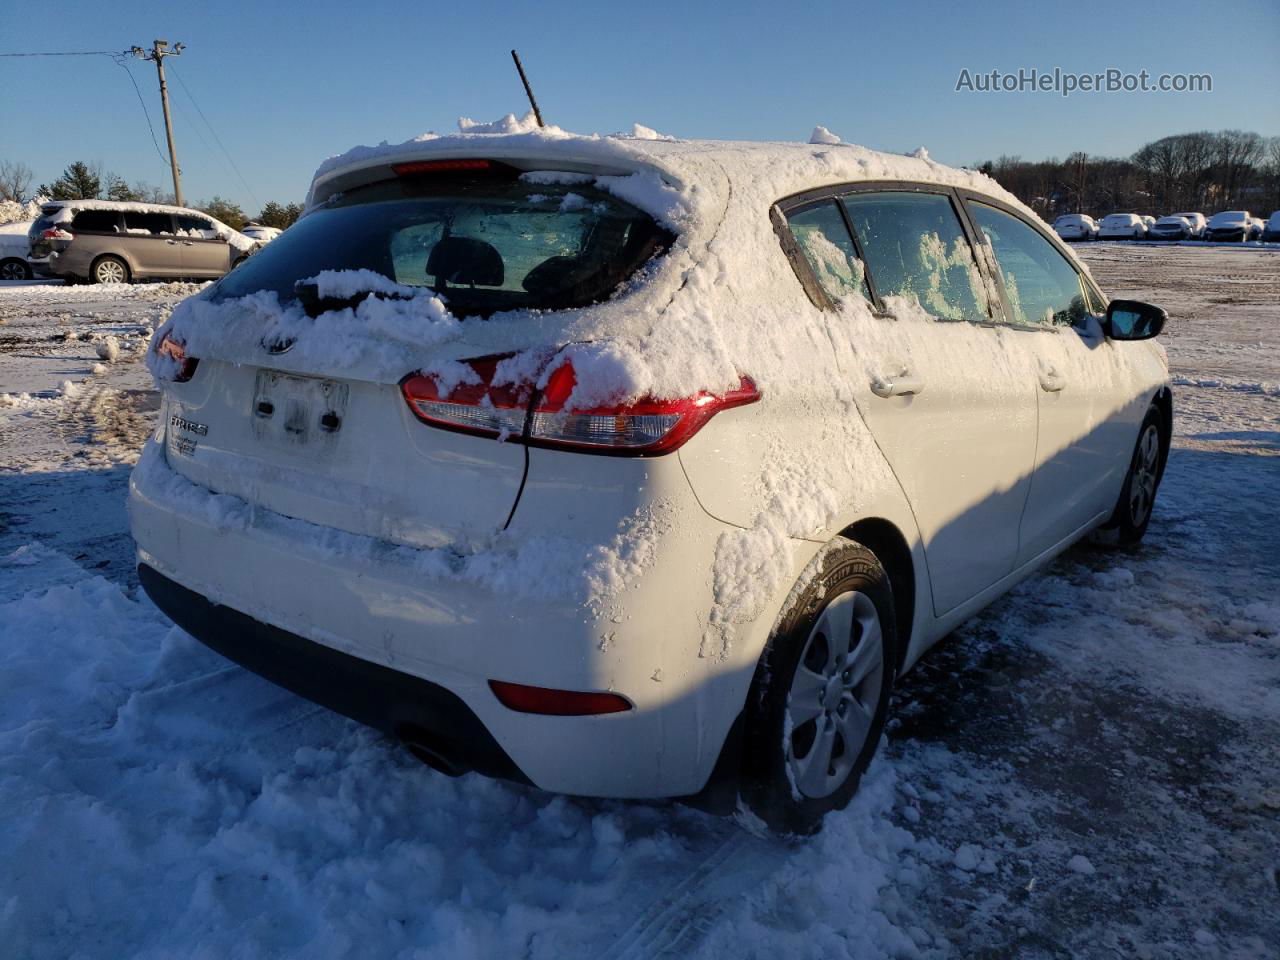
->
[426,236,504,287]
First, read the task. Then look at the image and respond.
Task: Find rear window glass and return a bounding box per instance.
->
[123,212,175,236]
[70,210,120,233]
[212,175,673,317]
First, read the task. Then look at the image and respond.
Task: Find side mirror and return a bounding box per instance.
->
[1105,299,1166,340]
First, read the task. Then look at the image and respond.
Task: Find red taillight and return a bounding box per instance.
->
[155,333,198,383]
[488,680,632,716]
[400,354,760,457]
[40,228,72,241]
[401,354,532,439]
[392,158,501,176]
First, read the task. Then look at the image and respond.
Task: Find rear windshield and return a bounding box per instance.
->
[211,175,673,317]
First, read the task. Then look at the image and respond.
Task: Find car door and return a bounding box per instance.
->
[175,214,233,277]
[962,198,1131,562]
[121,211,184,278]
[784,188,1039,615]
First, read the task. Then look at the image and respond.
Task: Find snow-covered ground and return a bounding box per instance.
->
[1,245,1277,959]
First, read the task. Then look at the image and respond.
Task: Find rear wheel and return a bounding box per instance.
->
[742,539,896,834]
[91,255,130,285]
[0,258,32,281]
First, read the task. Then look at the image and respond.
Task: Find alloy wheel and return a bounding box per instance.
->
[785,590,885,799]
[1129,424,1160,526]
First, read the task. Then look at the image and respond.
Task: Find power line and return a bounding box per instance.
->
[0,50,127,57]
[111,55,171,172]
[168,64,261,210]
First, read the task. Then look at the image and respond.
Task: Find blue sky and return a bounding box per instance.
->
[3,0,1277,213]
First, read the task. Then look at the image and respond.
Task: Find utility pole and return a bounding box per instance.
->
[132,40,185,206]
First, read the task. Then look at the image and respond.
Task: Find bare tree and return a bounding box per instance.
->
[0,160,34,202]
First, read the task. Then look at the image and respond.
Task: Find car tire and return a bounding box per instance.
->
[741,538,897,835]
[1104,405,1167,545]
[91,255,130,285]
[0,258,32,281]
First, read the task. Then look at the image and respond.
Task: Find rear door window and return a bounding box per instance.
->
[123,212,176,236]
[784,202,870,303]
[70,210,120,234]
[839,191,990,322]
[967,202,1091,327]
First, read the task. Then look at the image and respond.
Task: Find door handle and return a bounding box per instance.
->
[165,239,178,245]
[1039,371,1067,392]
[871,374,925,398]
[181,240,194,246]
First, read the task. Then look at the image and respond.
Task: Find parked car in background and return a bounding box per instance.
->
[1203,210,1256,243]
[1098,213,1147,239]
[1249,217,1265,241]
[0,220,34,280]
[1148,215,1195,241]
[241,222,283,244]
[1169,211,1207,238]
[27,200,259,284]
[1140,215,1157,233]
[1053,213,1099,241]
[131,133,1173,831]
[1263,211,1280,243]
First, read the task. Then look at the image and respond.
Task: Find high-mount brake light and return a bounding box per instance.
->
[488,680,632,716]
[155,333,198,383]
[401,355,760,456]
[392,158,500,176]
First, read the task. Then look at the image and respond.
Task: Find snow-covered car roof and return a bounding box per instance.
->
[1155,215,1192,225]
[307,114,1030,244]
[1054,214,1093,223]
[1100,213,1141,223]
[39,199,257,253]
[1208,210,1250,223]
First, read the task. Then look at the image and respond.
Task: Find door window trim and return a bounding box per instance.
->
[774,180,1004,324]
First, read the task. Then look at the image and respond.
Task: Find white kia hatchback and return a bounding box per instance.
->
[130,125,1172,831]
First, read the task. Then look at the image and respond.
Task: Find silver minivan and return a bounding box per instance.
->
[27,200,258,284]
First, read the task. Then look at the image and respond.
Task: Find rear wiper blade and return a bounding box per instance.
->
[293,281,415,318]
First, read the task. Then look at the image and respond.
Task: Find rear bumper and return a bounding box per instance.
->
[128,431,772,799]
[138,562,530,784]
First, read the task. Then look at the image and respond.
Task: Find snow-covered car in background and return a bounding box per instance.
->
[130,128,1172,831]
[1098,213,1148,239]
[1263,211,1280,243]
[1168,211,1207,238]
[241,222,283,244]
[1140,215,1157,233]
[1148,215,1196,241]
[1249,216,1265,241]
[0,220,34,280]
[27,200,259,283]
[1053,213,1098,241]
[1203,210,1256,243]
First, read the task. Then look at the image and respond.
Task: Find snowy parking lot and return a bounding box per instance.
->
[1,244,1277,958]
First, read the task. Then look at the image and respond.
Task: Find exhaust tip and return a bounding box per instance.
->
[398,727,466,778]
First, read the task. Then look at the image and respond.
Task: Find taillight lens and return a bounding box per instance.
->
[155,333,199,383]
[400,354,760,456]
[401,354,532,439]
[488,679,632,716]
[40,228,72,241]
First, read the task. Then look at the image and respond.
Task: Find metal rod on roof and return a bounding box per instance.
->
[510,50,544,128]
